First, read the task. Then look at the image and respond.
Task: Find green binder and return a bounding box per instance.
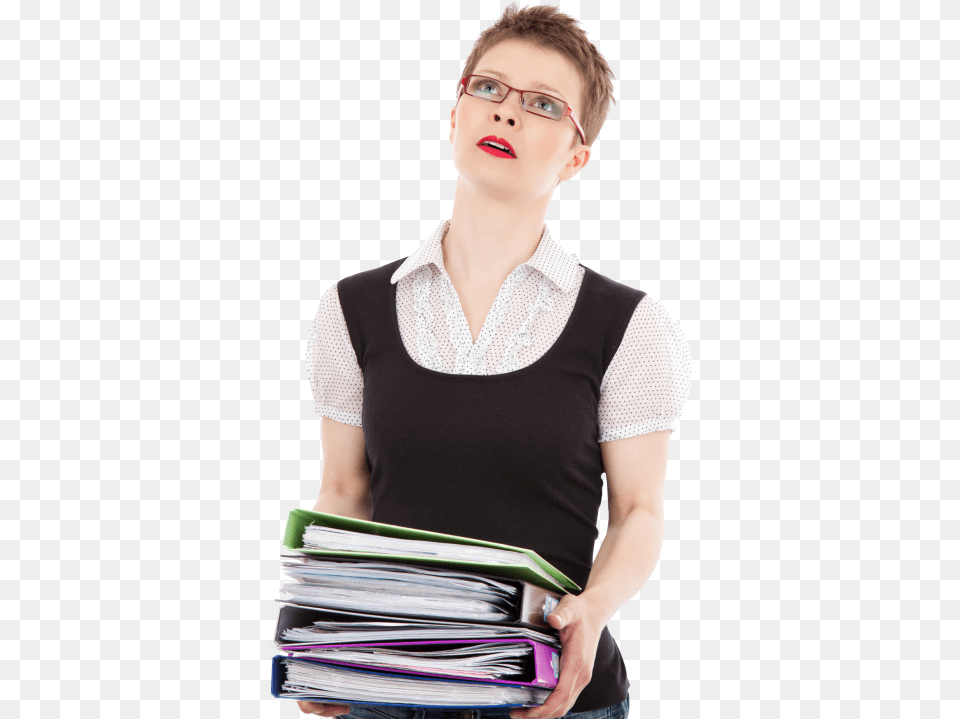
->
[282,509,581,595]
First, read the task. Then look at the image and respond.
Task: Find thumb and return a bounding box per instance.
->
[549,612,565,629]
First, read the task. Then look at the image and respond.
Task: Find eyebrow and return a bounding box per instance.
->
[475,69,565,99]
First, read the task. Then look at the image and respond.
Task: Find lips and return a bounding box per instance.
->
[476,135,517,158]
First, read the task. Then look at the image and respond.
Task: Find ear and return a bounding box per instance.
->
[559,145,591,182]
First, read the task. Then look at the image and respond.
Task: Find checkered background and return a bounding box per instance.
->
[8,0,956,717]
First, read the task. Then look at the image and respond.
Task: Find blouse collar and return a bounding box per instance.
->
[390,219,581,294]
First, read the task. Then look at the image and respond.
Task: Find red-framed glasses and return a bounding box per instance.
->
[458,74,586,146]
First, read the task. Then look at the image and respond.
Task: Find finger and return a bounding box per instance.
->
[526,671,587,719]
[518,697,563,719]
[321,705,352,717]
[320,706,351,715]
[298,702,351,716]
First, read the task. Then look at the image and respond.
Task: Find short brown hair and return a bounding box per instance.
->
[458,3,617,153]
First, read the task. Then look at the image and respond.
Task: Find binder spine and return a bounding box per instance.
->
[518,582,562,630]
[532,641,561,687]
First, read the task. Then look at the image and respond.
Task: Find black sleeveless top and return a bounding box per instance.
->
[337,257,645,712]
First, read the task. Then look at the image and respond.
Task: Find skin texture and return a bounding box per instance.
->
[296,700,351,717]
[444,38,592,295]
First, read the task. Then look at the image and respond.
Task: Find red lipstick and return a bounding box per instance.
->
[476,135,517,159]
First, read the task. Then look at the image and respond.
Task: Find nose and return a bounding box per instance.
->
[494,88,524,126]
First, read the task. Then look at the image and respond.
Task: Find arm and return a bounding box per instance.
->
[578,428,669,625]
[306,283,370,521]
[312,416,373,521]
[297,417,372,718]
[511,429,671,719]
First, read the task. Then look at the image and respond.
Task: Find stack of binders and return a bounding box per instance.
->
[270,508,580,709]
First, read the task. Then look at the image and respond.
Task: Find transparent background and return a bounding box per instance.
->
[8,1,956,718]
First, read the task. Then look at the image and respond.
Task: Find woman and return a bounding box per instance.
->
[299,5,692,719]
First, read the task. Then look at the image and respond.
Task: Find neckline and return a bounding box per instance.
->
[391,263,591,381]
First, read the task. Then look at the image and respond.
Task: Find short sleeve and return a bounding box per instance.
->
[305,283,364,426]
[597,295,693,441]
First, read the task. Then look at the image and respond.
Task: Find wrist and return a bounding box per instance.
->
[574,588,613,630]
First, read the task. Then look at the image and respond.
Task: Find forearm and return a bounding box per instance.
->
[578,508,664,626]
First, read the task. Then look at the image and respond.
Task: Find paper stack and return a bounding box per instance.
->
[270,509,581,709]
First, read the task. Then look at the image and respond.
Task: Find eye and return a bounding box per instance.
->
[469,77,503,96]
[526,94,561,116]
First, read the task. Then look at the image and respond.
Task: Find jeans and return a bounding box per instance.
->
[341,695,629,719]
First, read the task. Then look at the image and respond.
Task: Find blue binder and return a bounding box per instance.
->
[271,655,551,709]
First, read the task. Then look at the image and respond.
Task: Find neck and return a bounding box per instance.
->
[443,181,549,287]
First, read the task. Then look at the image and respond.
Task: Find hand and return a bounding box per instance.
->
[509,594,605,719]
[297,700,352,717]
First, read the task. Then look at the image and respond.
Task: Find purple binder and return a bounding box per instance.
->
[281,637,561,688]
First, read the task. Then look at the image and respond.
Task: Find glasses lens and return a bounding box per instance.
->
[466,76,565,120]
[522,92,565,120]
[467,76,507,100]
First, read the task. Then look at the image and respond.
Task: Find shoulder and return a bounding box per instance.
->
[580,269,648,363]
[310,281,354,334]
[308,283,352,350]
[583,265,647,307]
[630,294,684,331]
[598,293,693,438]
[602,293,692,383]
[337,257,407,296]
[620,294,691,363]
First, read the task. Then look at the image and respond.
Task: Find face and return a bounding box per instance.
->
[449,39,591,201]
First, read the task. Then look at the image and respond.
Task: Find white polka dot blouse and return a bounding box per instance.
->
[306,220,693,442]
